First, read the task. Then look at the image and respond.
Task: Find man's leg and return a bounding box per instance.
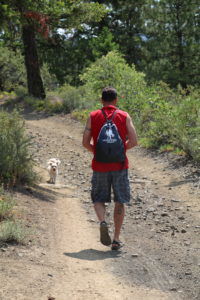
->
[94,202,111,246]
[94,202,106,223]
[112,169,130,249]
[113,202,125,242]
[91,171,111,246]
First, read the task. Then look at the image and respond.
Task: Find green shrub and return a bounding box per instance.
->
[139,84,199,160]
[55,84,89,113]
[0,188,31,246]
[117,81,200,162]
[131,84,175,147]
[41,63,59,91]
[72,109,91,123]
[46,102,64,113]
[0,45,26,92]
[23,96,45,111]
[0,110,37,186]
[170,88,200,161]
[80,51,146,107]
[0,188,14,221]
[0,220,29,245]
[15,86,28,98]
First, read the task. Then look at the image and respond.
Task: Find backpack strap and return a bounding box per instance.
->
[110,109,119,121]
[101,108,118,122]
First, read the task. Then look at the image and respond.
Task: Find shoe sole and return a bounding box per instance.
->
[111,241,123,250]
[100,224,111,246]
[111,245,122,250]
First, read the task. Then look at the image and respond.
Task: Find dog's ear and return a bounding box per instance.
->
[56,159,61,165]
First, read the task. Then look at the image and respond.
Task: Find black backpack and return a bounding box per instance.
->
[95,109,125,163]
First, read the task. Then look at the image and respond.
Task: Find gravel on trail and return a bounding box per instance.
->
[0,113,199,300]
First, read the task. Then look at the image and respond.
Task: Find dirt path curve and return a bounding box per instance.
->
[45,184,172,300]
[0,113,199,300]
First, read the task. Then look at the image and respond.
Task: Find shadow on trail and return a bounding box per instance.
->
[64,248,121,261]
[1,98,50,121]
[16,184,59,203]
[166,171,200,188]
[22,109,50,121]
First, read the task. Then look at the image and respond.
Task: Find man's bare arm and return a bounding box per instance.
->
[82,116,94,153]
[126,113,138,150]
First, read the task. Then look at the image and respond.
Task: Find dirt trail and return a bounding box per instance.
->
[0,113,199,300]
[45,184,172,300]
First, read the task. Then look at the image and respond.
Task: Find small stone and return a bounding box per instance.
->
[147,207,155,213]
[184,241,191,246]
[181,229,187,233]
[170,225,177,230]
[185,271,192,275]
[131,253,139,257]
[48,273,53,277]
[161,212,169,217]
[88,219,96,223]
[171,199,180,202]
[160,228,169,232]
[136,196,142,202]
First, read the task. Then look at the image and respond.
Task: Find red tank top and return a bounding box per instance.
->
[90,105,128,172]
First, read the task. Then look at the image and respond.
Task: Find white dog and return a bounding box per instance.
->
[47,158,61,184]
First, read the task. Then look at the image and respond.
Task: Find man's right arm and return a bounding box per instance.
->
[82,116,94,153]
[126,113,138,150]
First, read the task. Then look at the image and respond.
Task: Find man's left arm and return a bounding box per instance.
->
[82,116,94,153]
[126,113,138,150]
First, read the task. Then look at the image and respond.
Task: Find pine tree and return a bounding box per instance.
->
[142,0,200,87]
[0,1,106,98]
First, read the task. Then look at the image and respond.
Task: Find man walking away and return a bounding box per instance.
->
[82,87,137,250]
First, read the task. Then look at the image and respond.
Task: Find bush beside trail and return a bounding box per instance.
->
[0,110,35,245]
[0,110,37,187]
[130,84,200,162]
[0,188,30,245]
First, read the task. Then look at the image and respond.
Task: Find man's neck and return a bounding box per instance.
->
[102,101,117,107]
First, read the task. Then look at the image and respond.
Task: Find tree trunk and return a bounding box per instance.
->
[175,2,186,88]
[22,24,45,99]
[0,66,4,91]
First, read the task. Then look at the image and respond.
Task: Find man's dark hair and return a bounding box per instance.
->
[102,87,117,102]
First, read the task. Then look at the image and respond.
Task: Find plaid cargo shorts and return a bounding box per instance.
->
[91,169,130,204]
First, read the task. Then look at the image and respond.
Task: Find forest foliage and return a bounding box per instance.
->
[0,0,199,166]
[75,51,200,162]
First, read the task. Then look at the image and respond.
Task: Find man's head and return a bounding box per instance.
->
[102,87,117,103]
